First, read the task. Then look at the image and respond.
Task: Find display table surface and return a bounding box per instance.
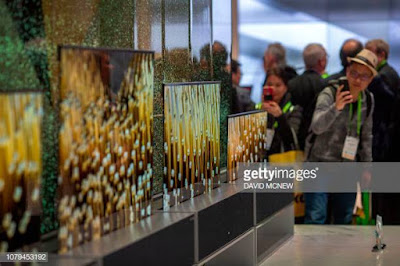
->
[261,225,400,266]
[47,179,292,265]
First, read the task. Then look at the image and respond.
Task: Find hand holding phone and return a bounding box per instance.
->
[335,79,353,111]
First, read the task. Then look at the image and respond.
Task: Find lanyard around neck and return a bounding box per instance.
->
[377,59,387,71]
[273,101,292,128]
[348,93,362,136]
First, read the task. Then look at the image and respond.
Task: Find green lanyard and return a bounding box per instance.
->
[377,59,387,72]
[273,101,293,128]
[348,93,362,136]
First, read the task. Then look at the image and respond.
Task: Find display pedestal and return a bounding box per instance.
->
[198,229,255,266]
[256,204,294,263]
[160,175,293,266]
[162,180,254,263]
[51,174,293,266]
[49,212,195,266]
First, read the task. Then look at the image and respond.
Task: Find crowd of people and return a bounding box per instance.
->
[231,39,400,225]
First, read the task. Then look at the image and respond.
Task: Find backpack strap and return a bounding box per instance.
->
[305,86,336,161]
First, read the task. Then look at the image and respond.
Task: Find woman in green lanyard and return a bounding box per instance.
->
[262,67,302,158]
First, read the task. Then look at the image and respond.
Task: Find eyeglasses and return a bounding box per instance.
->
[349,69,372,82]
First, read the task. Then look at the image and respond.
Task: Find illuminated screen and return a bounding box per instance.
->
[0,91,43,252]
[227,111,268,182]
[58,46,154,252]
[163,82,220,202]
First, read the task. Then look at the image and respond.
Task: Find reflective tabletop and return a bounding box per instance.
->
[261,225,400,266]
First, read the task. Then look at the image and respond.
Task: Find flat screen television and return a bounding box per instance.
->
[58,46,154,252]
[0,91,43,252]
[163,81,220,204]
[227,110,268,182]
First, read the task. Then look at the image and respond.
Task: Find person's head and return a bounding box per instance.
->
[266,67,290,103]
[365,39,389,65]
[303,43,327,74]
[346,49,378,93]
[231,59,241,86]
[212,41,228,69]
[199,41,228,70]
[263,43,286,72]
[340,39,363,69]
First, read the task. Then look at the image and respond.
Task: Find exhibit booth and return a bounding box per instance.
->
[0,1,292,265]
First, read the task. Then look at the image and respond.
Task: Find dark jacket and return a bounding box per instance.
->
[326,68,346,82]
[369,61,400,161]
[288,70,327,150]
[267,92,303,156]
[379,62,400,95]
[232,84,255,114]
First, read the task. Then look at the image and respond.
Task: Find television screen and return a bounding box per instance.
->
[163,82,220,203]
[0,91,43,252]
[58,46,154,252]
[227,111,268,182]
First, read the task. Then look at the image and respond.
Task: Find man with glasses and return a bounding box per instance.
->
[304,49,377,224]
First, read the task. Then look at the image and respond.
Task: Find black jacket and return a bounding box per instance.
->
[379,62,400,95]
[326,68,346,82]
[231,85,255,114]
[368,62,399,161]
[370,62,400,161]
[267,92,303,156]
[287,69,327,150]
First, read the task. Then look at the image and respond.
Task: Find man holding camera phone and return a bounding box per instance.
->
[304,49,377,224]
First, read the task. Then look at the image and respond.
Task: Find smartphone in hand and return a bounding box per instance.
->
[338,78,350,92]
[263,86,273,101]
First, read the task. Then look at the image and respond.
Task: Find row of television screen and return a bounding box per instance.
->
[0,46,268,253]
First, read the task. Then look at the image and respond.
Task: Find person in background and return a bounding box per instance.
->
[366,39,400,224]
[327,39,363,81]
[304,49,377,224]
[197,41,232,169]
[262,42,297,87]
[288,43,328,150]
[364,39,399,162]
[262,67,302,157]
[231,59,254,113]
[366,39,400,94]
[256,43,297,110]
[231,59,242,87]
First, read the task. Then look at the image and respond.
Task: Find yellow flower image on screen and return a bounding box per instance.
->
[0,92,43,252]
[227,111,268,182]
[58,47,153,253]
[163,82,220,202]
